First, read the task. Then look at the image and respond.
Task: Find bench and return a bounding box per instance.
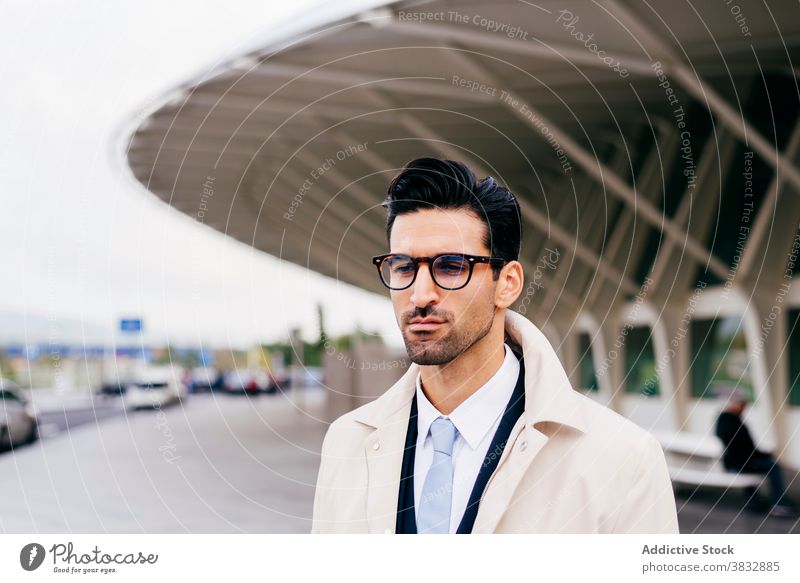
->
[652,431,764,490]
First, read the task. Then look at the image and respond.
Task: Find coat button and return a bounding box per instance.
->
[520,441,528,452]
[373,441,380,451]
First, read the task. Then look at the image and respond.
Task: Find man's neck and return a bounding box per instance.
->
[419,329,507,415]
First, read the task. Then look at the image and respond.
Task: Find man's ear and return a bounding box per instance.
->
[495,260,524,308]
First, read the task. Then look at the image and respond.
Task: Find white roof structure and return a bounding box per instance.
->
[123,0,800,318]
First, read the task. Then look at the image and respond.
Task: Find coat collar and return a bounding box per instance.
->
[351,309,588,435]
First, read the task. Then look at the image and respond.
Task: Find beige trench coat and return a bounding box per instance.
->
[311,310,679,533]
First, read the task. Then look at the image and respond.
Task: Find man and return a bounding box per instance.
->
[715,389,796,517]
[311,157,678,533]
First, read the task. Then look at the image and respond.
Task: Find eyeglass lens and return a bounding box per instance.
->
[380,255,471,289]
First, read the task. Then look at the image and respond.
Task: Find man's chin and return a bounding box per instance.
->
[404,339,456,365]
[407,352,454,366]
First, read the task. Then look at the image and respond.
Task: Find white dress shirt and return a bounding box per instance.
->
[413,343,520,533]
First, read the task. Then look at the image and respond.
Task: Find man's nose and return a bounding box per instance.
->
[410,262,440,307]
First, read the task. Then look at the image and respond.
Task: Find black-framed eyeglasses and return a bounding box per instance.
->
[372,253,508,291]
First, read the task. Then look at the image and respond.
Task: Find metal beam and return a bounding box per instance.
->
[536,168,604,322]
[586,126,679,308]
[740,118,800,278]
[648,128,730,292]
[603,0,800,194]
[448,49,730,282]
[569,141,639,310]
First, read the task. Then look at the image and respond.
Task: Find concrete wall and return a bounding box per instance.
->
[322,342,410,424]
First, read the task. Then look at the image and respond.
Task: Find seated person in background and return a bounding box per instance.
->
[714,388,796,517]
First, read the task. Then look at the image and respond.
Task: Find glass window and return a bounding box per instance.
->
[577,333,598,391]
[135,382,168,390]
[690,315,753,399]
[624,326,659,396]
[789,308,800,406]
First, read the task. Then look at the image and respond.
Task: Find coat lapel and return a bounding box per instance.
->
[471,422,548,533]
[354,363,419,533]
[472,310,589,533]
[363,407,413,533]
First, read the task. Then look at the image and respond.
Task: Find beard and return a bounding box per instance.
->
[401,305,496,365]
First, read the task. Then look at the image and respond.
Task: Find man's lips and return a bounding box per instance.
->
[407,319,445,332]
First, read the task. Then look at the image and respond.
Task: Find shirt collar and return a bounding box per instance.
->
[415,343,520,450]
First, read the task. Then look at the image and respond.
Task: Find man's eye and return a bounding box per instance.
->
[437,260,467,274]
[391,263,414,273]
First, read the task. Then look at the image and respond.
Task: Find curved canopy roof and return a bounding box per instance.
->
[123,0,800,321]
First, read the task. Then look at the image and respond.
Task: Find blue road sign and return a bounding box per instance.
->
[120,318,143,333]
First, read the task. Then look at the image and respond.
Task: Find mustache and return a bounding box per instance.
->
[401,307,452,325]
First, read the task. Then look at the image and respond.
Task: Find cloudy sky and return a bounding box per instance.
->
[0,0,403,349]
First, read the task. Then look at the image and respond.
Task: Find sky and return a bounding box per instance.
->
[0,0,403,349]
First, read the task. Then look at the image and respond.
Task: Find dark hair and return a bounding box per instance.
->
[383,157,522,279]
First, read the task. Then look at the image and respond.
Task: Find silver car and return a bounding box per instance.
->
[0,379,38,450]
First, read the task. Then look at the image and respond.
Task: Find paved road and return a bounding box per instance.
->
[34,398,126,436]
[676,488,799,534]
[1,389,797,533]
[0,391,327,533]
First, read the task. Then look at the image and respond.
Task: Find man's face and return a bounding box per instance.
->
[388,208,499,365]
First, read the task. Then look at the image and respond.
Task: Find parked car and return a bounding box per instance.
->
[124,380,183,410]
[223,369,270,396]
[124,367,186,410]
[99,381,128,396]
[189,366,222,393]
[263,371,278,394]
[0,379,38,450]
[268,370,289,393]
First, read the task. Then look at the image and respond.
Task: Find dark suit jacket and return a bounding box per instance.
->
[715,411,769,471]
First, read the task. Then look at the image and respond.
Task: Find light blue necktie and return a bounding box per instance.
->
[417,417,457,534]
